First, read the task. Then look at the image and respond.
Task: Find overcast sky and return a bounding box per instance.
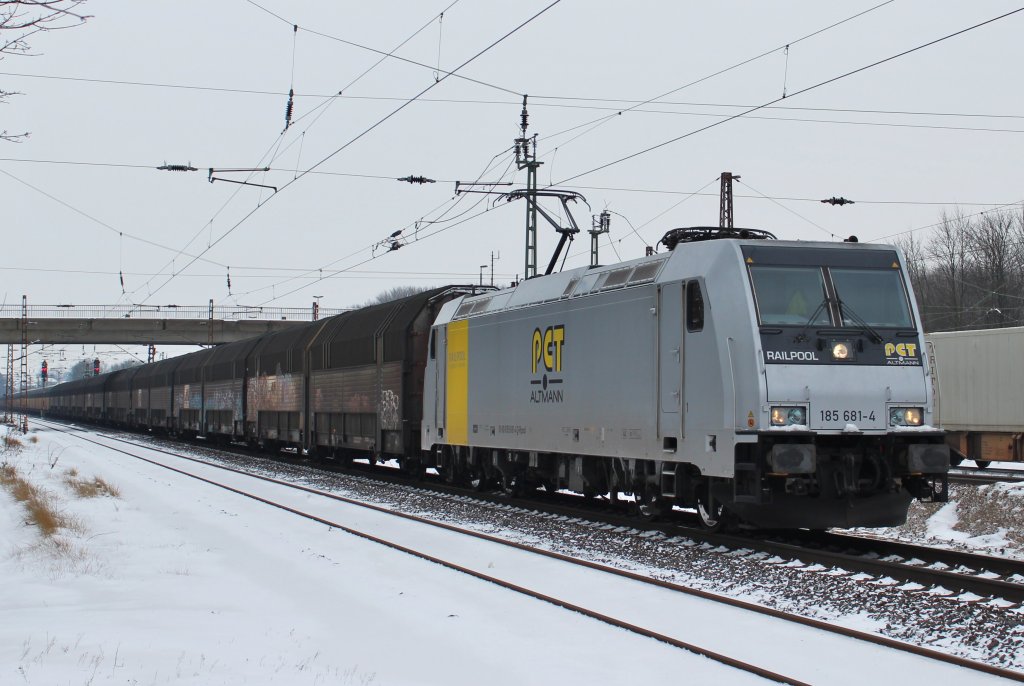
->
[4,2,1024,332]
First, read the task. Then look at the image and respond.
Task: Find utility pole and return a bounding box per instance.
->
[19,295,28,433]
[4,345,13,425]
[589,210,611,267]
[514,96,542,279]
[719,171,740,229]
[490,251,500,287]
[312,295,323,321]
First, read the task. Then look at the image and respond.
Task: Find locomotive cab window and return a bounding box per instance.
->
[749,266,830,327]
[686,280,704,332]
[830,268,913,328]
[748,261,915,329]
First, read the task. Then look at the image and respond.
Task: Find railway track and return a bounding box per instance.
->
[35,417,1024,605]
[950,466,1024,485]
[740,528,1024,603]
[33,417,1024,683]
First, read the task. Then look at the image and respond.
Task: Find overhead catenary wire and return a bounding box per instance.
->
[0,265,518,279]
[122,0,477,312]
[434,10,445,82]
[553,7,1024,187]
[265,0,464,172]
[247,144,522,303]
[242,149,519,303]
[77,0,469,313]
[0,167,227,268]
[869,201,1024,241]
[532,0,897,157]
[10,68,1024,123]
[13,6,1022,310]
[133,3,561,308]
[736,178,838,240]
[4,157,1019,209]
[283,24,298,131]
[242,0,517,97]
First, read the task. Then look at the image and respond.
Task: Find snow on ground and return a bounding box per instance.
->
[858,480,1024,559]
[1,424,766,686]
[5,422,1022,684]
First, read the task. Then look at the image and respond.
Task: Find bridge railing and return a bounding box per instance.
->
[0,304,350,321]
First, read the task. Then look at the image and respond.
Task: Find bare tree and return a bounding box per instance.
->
[1,1,90,141]
[896,232,931,316]
[926,209,973,330]
[362,285,432,306]
[969,211,1017,327]
[901,206,1024,332]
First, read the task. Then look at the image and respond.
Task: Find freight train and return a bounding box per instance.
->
[16,228,950,529]
[927,326,1024,468]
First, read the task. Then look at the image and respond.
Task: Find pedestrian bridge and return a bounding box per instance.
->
[0,302,347,345]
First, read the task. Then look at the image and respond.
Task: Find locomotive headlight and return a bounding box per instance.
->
[889,407,924,427]
[831,340,854,361]
[771,405,807,426]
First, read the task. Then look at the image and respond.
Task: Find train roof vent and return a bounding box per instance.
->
[598,267,632,291]
[660,226,776,251]
[469,297,492,314]
[561,275,581,299]
[628,258,666,285]
[571,271,602,297]
[453,300,475,319]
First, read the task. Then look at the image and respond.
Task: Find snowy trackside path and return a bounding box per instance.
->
[48,428,1024,685]
[1,425,767,686]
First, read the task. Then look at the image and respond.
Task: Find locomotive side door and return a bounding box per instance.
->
[658,281,684,441]
[436,325,446,438]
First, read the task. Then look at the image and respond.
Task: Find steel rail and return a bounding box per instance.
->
[38,419,806,686]
[34,417,1024,683]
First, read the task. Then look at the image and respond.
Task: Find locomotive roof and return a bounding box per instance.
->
[443,237,903,322]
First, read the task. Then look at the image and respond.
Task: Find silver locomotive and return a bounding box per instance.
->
[423,228,949,528]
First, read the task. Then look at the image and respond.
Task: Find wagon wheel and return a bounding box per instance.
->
[634,485,668,520]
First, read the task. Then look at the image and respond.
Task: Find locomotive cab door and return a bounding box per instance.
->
[658,282,684,443]
[435,325,446,440]
[436,325,444,438]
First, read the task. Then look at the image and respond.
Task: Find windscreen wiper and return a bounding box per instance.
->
[796,297,831,342]
[837,300,884,344]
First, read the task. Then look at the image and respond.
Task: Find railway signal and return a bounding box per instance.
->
[41,360,48,385]
[93,358,100,376]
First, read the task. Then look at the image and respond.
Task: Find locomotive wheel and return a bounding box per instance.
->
[468,473,485,491]
[975,460,991,470]
[696,486,726,531]
[503,474,526,497]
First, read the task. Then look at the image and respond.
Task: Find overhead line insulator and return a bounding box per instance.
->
[157,163,198,172]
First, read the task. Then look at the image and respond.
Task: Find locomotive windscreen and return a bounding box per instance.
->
[743,246,915,329]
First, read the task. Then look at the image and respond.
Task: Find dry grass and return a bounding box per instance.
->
[3,434,23,452]
[63,472,121,499]
[1,462,77,537]
[28,435,39,444]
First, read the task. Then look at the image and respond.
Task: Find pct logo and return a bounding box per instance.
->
[530,325,565,403]
[884,341,920,366]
